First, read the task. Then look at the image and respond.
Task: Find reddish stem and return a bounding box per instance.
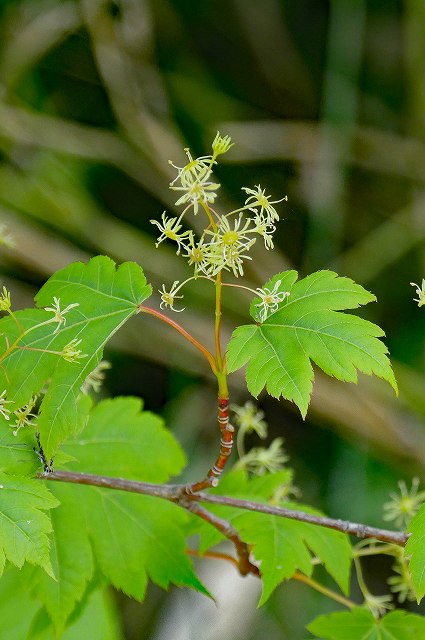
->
[139,305,216,373]
[186,548,240,569]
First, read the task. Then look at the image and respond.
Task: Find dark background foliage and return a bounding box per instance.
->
[1,1,425,637]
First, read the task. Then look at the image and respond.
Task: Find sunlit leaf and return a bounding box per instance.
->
[0,256,152,458]
[227,270,397,417]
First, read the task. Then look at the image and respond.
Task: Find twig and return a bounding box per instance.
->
[186,548,240,569]
[192,493,409,546]
[292,572,356,609]
[43,470,409,546]
[179,498,259,576]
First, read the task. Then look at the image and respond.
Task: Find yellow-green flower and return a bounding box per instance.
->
[81,360,111,394]
[44,297,79,333]
[255,280,290,322]
[150,212,191,254]
[383,478,425,529]
[237,438,288,475]
[363,592,394,618]
[159,281,185,313]
[231,401,268,439]
[0,390,13,421]
[12,396,38,435]
[0,287,11,312]
[242,185,287,225]
[388,556,415,603]
[212,132,233,157]
[411,279,425,307]
[61,338,87,363]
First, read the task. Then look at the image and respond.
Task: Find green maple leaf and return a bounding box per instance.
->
[227,270,397,417]
[235,503,352,605]
[0,256,152,458]
[0,472,58,577]
[405,503,425,602]
[188,469,350,604]
[82,488,205,600]
[28,397,204,632]
[307,608,425,639]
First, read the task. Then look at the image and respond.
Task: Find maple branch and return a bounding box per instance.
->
[184,392,234,493]
[43,470,409,546]
[179,498,259,576]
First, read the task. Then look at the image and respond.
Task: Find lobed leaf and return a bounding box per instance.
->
[227,270,397,417]
[82,487,206,601]
[235,502,352,605]
[307,608,425,639]
[0,256,152,459]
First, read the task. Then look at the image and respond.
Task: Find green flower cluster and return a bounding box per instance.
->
[150,133,287,313]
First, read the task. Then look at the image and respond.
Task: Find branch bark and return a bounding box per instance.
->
[43,470,409,546]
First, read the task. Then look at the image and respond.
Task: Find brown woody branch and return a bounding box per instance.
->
[180,498,259,576]
[43,470,409,547]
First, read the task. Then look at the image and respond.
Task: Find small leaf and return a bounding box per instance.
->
[308,608,425,640]
[227,270,397,417]
[0,473,58,577]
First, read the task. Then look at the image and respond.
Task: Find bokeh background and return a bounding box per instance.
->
[1,0,425,638]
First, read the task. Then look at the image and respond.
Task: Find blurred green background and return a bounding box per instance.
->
[1,0,425,638]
